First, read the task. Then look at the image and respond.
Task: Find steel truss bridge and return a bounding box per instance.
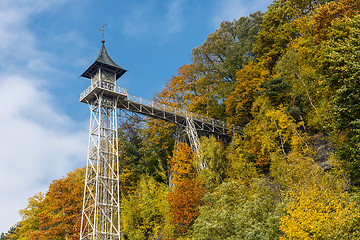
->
[80,80,238,137]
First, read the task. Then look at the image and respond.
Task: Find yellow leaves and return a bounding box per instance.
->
[225,60,269,126]
[168,142,196,185]
[280,182,360,239]
[9,193,45,239]
[313,0,360,42]
[143,118,175,151]
[244,97,309,169]
[198,136,227,189]
[119,167,136,197]
[121,176,171,240]
[226,135,259,185]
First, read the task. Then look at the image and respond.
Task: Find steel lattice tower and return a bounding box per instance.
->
[80,40,126,240]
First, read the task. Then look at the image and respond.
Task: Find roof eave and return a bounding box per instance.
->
[81,62,127,80]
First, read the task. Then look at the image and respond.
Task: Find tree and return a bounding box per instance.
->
[156,64,199,110]
[190,12,263,120]
[1,225,19,240]
[121,176,171,240]
[225,60,269,126]
[274,48,321,130]
[254,0,324,70]
[193,180,282,240]
[320,15,360,185]
[312,0,360,42]
[225,134,259,185]
[192,11,263,84]
[198,136,228,189]
[280,178,360,239]
[167,142,205,237]
[118,114,144,197]
[242,97,305,169]
[9,193,44,239]
[9,169,84,239]
[139,118,175,183]
[31,168,84,239]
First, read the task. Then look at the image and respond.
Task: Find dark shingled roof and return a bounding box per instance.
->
[81,40,127,80]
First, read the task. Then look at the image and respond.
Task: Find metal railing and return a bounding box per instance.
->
[80,81,239,131]
[126,94,229,129]
[80,81,127,101]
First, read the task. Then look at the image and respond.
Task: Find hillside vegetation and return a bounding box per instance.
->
[3,0,360,239]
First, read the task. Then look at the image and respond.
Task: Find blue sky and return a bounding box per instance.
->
[0,0,272,233]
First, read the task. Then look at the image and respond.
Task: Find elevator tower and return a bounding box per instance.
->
[80,40,126,239]
[79,40,239,239]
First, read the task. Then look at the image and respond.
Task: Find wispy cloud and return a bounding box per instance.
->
[120,0,186,43]
[0,1,67,72]
[212,0,272,27]
[165,0,185,36]
[0,0,87,233]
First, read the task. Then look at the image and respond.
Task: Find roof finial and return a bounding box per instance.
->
[99,24,107,43]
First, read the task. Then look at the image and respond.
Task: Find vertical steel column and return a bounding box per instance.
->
[80,92,121,240]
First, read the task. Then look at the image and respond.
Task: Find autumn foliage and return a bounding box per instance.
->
[8,168,84,239]
[167,143,205,236]
[5,0,360,239]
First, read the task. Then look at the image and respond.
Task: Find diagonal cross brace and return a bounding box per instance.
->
[185,115,206,170]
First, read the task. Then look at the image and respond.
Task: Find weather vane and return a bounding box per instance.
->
[99,24,107,42]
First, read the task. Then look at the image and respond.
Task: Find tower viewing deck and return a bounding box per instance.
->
[80,80,240,136]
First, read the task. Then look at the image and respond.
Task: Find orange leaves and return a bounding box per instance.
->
[35,168,84,239]
[167,142,205,236]
[156,64,197,110]
[14,168,85,239]
[167,178,205,234]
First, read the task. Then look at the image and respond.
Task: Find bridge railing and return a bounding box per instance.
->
[81,81,239,131]
[126,94,230,129]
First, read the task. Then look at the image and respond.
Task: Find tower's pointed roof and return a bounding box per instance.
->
[81,40,127,80]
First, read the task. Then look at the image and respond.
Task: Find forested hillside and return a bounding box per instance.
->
[3,0,360,239]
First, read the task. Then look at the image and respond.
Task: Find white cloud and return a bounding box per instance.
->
[0,0,88,234]
[0,75,88,233]
[212,0,272,27]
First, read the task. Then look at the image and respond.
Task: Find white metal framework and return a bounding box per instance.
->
[80,92,121,240]
[185,116,204,165]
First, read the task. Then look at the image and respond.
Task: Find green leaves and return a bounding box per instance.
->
[320,16,360,184]
[121,176,171,240]
[193,180,282,240]
[190,12,263,120]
